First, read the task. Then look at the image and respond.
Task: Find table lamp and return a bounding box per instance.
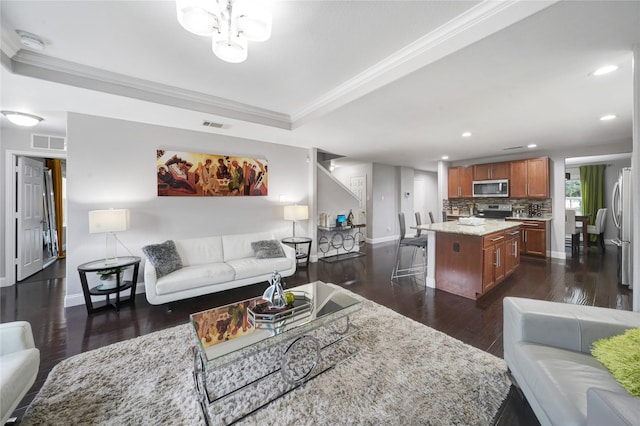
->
[89,209,130,264]
[283,205,308,238]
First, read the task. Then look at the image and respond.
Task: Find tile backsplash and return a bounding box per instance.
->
[442,198,552,216]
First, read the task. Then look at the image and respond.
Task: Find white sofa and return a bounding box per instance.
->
[144,231,296,305]
[503,297,640,426]
[0,321,40,425]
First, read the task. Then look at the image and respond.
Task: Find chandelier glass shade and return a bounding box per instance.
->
[176,0,271,63]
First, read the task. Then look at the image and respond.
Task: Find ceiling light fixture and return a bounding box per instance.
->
[176,0,271,63]
[462,132,472,137]
[1,111,44,127]
[441,155,449,160]
[600,114,617,121]
[15,30,45,50]
[593,65,618,76]
[527,144,537,148]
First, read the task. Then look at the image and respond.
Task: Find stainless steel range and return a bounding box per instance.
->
[475,203,512,219]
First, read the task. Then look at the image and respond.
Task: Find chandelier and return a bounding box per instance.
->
[176,0,272,63]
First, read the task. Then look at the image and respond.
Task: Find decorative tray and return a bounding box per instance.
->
[248,291,312,325]
[458,217,486,226]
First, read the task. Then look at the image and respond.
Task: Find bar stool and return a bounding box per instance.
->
[391,213,428,280]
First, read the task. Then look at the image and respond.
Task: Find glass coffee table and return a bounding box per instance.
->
[190,281,362,425]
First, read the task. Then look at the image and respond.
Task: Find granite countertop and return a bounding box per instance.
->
[416,219,522,236]
[505,216,553,222]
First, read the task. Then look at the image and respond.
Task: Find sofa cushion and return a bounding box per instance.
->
[222,231,275,262]
[592,328,640,397]
[512,342,628,426]
[227,257,294,280]
[174,236,224,266]
[251,240,285,259]
[155,263,235,295]
[142,240,182,278]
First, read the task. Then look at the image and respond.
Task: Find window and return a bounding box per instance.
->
[565,178,582,214]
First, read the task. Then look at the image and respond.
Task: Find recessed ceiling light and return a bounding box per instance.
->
[593,65,618,76]
[600,114,617,121]
[461,132,472,138]
[1,111,44,126]
[527,144,537,148]
[15,30,45,50]
[441,155,449,160]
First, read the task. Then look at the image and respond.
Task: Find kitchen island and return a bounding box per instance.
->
[417,220,522,300]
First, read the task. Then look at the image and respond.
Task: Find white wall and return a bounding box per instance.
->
[64,113,310,307]
[398,167,414,228]
[316,166,361,225]
[414,170,439,224]
[370,163,398,242]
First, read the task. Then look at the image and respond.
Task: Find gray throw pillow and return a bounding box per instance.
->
[142,240,183,278]
[251,240,285,259]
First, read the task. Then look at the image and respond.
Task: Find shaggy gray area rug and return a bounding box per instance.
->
[22,291,510,425]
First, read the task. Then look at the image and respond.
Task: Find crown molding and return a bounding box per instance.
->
[291,0,559,128]
[8,50,292,130]
[0,26,22,59]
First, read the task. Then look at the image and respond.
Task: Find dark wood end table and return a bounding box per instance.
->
[78,256,141,314]
[281,237,312,267]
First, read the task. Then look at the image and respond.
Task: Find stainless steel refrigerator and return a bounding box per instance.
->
[612,167,633,287]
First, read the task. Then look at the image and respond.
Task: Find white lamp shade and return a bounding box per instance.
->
[89,209,130,234]
[284,205,309,221]
[212,31,248,63]
[234,0,272,42]
[176,0,220,35]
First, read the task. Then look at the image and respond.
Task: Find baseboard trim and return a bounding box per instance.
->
[367,235,398,245]
[550,251,567,260]
[64,282,147,308]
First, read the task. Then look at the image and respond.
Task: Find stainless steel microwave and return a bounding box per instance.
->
[472,179,509,197]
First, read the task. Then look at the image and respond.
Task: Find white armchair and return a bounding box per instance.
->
[0,321,40,424]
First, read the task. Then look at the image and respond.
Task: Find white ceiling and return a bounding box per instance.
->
[1,0,638,171]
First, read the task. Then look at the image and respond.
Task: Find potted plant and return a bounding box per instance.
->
[96,267,127,290]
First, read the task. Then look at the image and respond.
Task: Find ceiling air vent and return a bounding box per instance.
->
[31,134,66,151]
[202,120,224,128]
[503,146,524,151]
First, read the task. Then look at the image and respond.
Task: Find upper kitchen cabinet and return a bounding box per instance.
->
[448,166,473,198]
[472,162,509,180]
[509,157,549,198]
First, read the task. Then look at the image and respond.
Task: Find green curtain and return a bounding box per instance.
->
[580,164,605,242]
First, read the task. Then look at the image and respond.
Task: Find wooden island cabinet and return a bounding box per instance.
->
[425,220,522,300]
[505,217,550,258]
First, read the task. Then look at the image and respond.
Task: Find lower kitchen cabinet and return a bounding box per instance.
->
[506,218,549,258]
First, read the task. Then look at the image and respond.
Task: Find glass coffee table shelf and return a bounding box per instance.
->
[190,281,362,425]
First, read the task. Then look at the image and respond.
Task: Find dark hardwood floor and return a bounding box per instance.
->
[1,241,632,425]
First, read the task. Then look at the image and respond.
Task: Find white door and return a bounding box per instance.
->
[349,176,365,208]
[17,156,44,280]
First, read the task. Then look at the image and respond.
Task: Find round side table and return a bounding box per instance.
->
[281,237,312,268]
[78,256,141,314]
